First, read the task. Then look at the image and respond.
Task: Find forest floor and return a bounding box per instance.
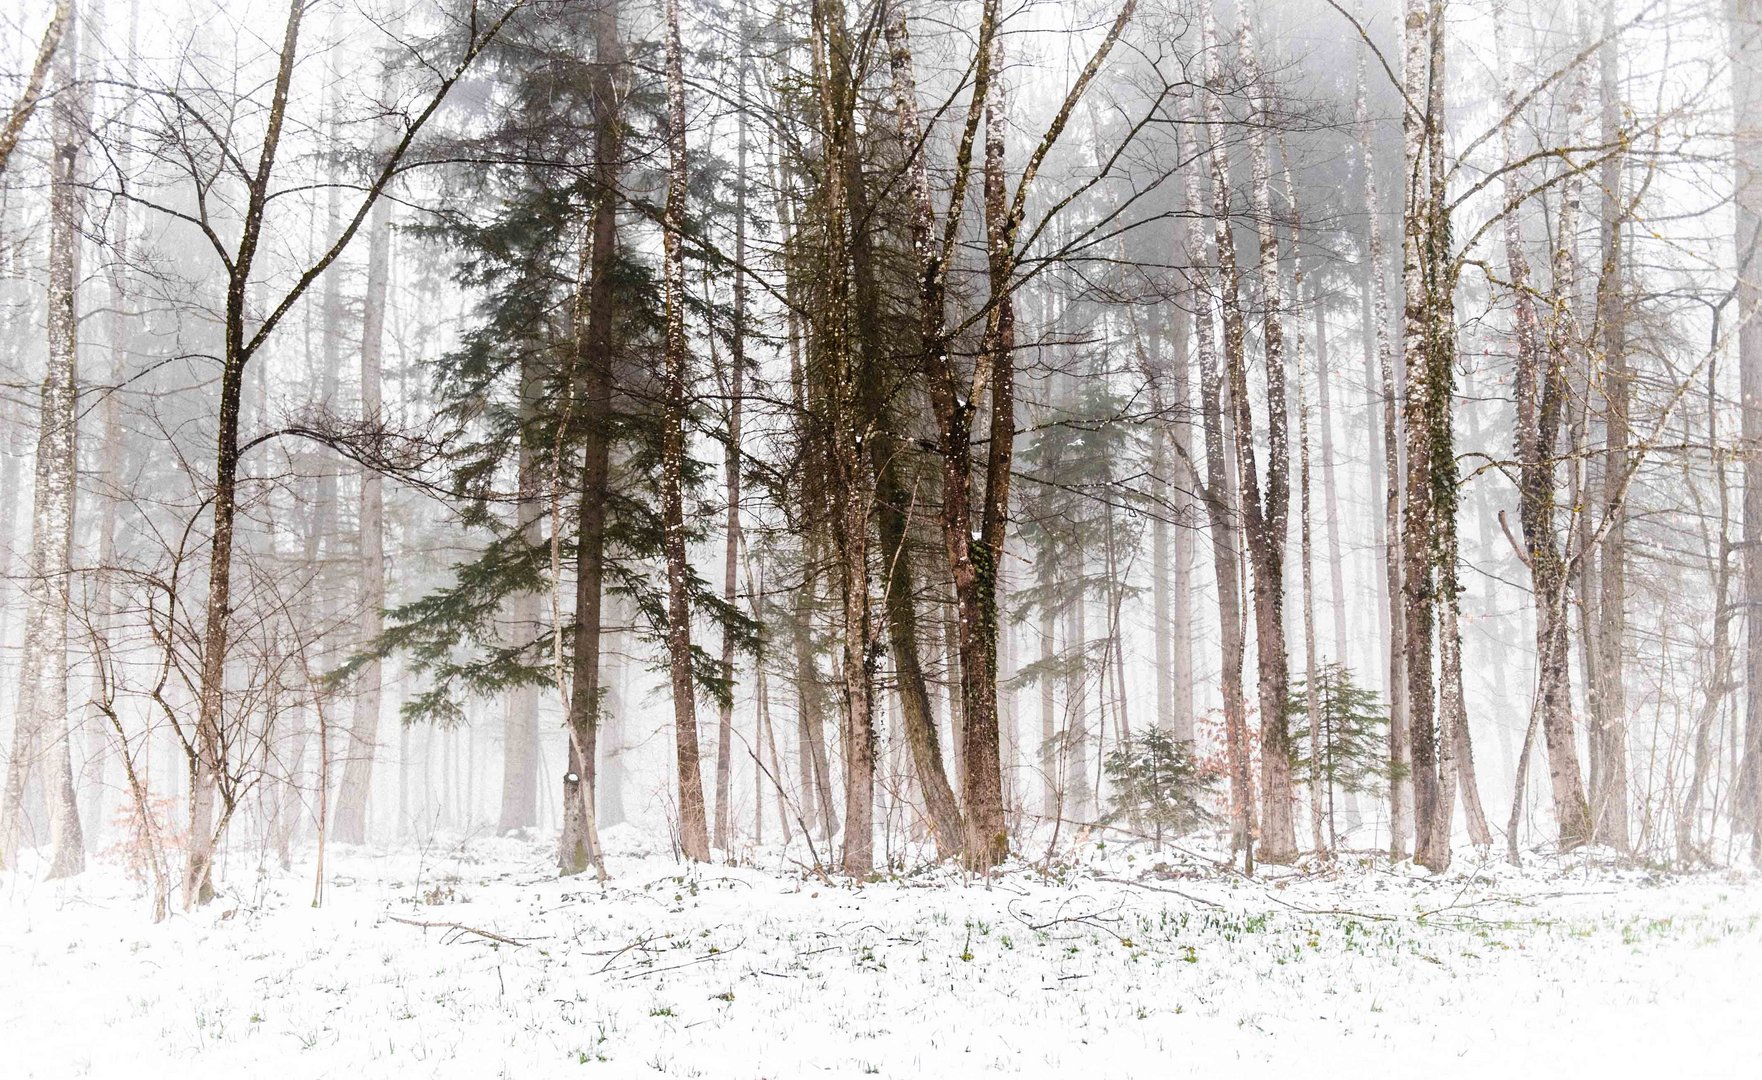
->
[3,825,1759,1078]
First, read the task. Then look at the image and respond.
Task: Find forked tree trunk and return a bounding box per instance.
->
[183,0,505,904]
[884,0,1134,869]
[1497,8,1592,854]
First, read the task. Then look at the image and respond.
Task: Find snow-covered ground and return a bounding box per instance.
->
[4,828,1759,1078]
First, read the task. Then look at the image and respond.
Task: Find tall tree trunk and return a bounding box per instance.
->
[1288,169,1324,856]
[184,0,306,907]
[1170,298,1197,743]
[1181,79,1254,870]
[793,559,838,840]
[1592,4,1631,852]
[1357,49,1411,858]
[1498,9,1592,853]
[330,100,394,846]
[84,0,136,849]
[1398,0,1440,868]
[1736,0,1762,860]
[1314,299,1349,670]
[1299,289,1323,857]
[712,2,755,855]
[560,0,626,877]
[1,1,84,877]
[1038,554,1057,819]
[1233,10,1295,863]
[810,0,875,877]
[498,355,542,835]
[659,0,710,863]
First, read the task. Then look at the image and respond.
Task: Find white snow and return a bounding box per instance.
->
[4,830,1758,1078]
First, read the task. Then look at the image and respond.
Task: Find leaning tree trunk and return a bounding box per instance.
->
[0,0,70,177]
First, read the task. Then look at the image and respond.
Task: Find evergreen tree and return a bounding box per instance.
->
[1103,727,1214,848]
[1286,664,1395,852]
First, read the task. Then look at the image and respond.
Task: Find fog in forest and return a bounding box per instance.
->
[2,0,1760,1074]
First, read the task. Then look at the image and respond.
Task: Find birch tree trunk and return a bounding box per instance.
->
[1232,9,1295,863]
[1,0,85,877]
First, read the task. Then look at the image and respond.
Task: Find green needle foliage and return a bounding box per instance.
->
[1104,727,1215,848]
[1286,663,1396,851]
